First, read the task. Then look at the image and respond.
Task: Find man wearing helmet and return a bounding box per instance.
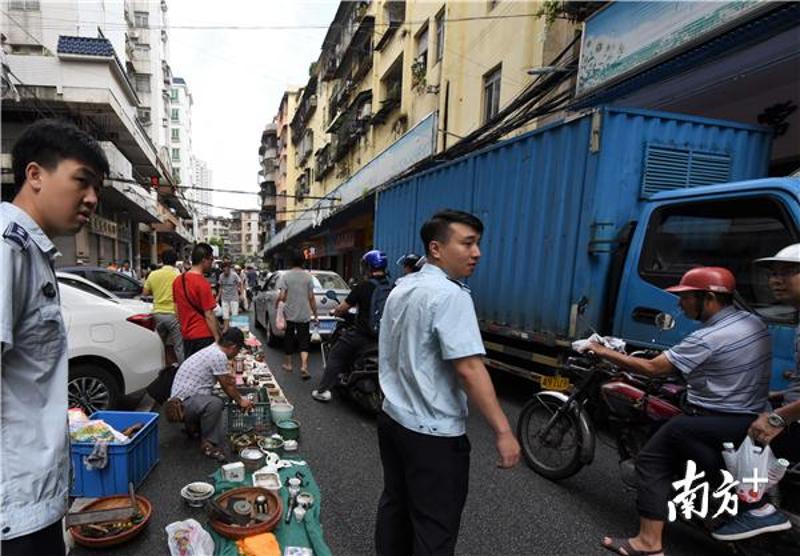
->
[312,249,392,402]
[396,253,423,279]
[590,267,773,556]
[711,245,800,541]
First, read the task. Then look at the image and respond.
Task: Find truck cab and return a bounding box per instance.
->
[614,178,800,390]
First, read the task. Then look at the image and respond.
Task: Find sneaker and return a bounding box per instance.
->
[712,509,792,541]
[311,389,332,402]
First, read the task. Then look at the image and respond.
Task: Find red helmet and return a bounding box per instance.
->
[665,267,736,294]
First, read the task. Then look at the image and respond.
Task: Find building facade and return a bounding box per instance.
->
[228,209,261,260]
[262,0,576,278]
[1,0,193,271]
[192,156,212,219]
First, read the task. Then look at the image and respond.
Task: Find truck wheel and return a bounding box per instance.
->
[516,396,584,480]
[68,363,122,414]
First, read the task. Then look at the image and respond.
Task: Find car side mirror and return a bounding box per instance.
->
[655,312,676,331]
[325,289,338,302]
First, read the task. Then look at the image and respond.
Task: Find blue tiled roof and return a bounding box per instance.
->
[173,77,186,85]
[57,36,115,57]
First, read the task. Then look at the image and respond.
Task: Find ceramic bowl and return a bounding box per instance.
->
[180,482,215,508]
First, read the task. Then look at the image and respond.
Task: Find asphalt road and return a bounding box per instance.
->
[71,310,728,555]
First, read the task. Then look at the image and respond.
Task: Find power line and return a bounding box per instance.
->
[175,184,341,201]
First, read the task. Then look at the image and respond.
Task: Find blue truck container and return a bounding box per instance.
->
[375,107,800,389]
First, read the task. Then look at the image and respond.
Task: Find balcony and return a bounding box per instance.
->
[375,1,405,51]
[329,91,372,161]
[321,2,373,81]
[315,143,333,181]
[290,77,318,143]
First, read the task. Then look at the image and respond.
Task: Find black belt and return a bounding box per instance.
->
[686,405,755,418]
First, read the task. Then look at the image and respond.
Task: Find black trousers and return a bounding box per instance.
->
[375,413,470,556]
[635,413,755,521]
[284,321,311,355]
[183,336,214,359]
[318,328,374,392]
[1,519,65,556]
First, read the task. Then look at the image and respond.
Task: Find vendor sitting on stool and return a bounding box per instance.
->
[169,327,253,462]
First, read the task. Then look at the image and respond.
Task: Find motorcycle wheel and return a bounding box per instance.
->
[516,396,585,480]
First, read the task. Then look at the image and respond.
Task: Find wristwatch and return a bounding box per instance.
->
[767,412,787,429]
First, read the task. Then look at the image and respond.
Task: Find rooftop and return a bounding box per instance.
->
[57,36,115,57]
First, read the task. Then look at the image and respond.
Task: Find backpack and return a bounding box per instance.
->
[367,278,393,336]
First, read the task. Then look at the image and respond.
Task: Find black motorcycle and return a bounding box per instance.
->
[319,306,383,415]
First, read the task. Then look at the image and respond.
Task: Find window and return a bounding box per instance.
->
[482,64,501,123]
[134,43,150,53]
[639,197,799,323]
[91,271,141,294]
[134,74,150,93]
[9,0,40,10]
[435,9,445,63]
[170,88,179,101]
[171,128,180,142]
[172,148,180,162]
[137,107,151,124]
[312,273,348,291]
[171,108,179,122]
[134,11,149,28]
[415,22,429,76]
[172,168,181,183]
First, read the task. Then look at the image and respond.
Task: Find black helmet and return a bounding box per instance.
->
[397,253,421,268]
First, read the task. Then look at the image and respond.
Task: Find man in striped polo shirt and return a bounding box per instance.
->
[590,267,771,556]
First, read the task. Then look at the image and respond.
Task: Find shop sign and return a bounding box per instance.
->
[90,214,117,239]
[576,1,768,96]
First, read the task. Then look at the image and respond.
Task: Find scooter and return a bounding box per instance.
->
[319,296,384,415]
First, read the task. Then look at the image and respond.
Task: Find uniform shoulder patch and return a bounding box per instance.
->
[2,222,30,251]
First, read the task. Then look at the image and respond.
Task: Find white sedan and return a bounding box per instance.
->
[60,281,164,413]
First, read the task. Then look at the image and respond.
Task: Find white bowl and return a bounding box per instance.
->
[180,482,215,507]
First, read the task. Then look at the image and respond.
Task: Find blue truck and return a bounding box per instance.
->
[374,106,799,391]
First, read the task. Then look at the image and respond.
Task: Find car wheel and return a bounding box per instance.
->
[68,363,122,414]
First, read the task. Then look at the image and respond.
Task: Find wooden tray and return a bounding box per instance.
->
[208,487,282,539]
[69,494,152,549]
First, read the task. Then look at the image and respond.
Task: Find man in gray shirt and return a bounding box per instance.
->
[590,267,771,556]
[276,251,318,378]
[217,261,243,332]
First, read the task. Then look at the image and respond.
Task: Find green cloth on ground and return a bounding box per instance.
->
[205,457,331,556]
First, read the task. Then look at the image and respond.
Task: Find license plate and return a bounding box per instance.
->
[316,320,336,333]
[540,375,571,391]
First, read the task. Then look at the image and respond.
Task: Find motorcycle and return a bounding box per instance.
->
[516,340,800,553]
[319,304,384,415]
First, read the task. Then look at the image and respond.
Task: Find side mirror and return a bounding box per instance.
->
[655,312,676,331]
[325,289,338,302]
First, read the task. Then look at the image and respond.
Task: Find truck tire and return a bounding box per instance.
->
[68,363,122,414]
[516,395,585,480]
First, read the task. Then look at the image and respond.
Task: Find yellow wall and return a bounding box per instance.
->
[282,1,576,224]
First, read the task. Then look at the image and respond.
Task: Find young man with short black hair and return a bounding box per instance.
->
[174,242,221,359]
[1,119,108,555]
[375,209,520,555]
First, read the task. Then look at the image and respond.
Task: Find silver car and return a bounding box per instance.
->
[253,270,351,346]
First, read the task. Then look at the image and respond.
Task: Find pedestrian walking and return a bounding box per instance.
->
[167,327,252,462]
[143,249,183,364]
[118,259,137,280]
[174,242,220,359]
[276,250,318,379]
[375,210,520,556]
[217,261,244,332]
[1,119,109,555]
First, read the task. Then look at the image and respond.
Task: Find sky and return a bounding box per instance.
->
[167,0,340,217]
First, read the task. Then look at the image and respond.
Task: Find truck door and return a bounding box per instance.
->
[614,193,799,390]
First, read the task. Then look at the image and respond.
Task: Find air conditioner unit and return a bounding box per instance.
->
[129,30,140,40]
[309,95,317,107]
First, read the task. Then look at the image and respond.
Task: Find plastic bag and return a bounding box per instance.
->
[69,420,128,443]
[723,436,778,504]
[165,519,214,556]
[275,301,287,332]
[572,333,626,354]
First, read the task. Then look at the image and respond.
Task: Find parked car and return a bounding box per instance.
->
[60,281,164,413]
[253,270,351,346]
[56,271,152,313]
[59,265,143,298]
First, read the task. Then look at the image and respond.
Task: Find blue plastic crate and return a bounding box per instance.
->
[70,411,159,497]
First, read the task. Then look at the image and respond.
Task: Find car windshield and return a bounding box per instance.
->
[312,273,348,291]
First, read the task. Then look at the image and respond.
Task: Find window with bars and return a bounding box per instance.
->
[134,74,150,93]
[482,64,501,123]
[171,108,179,122]
[170,88,178,101]
[171,128,180,142]
[172,148,180,162]
[415,22,429,75]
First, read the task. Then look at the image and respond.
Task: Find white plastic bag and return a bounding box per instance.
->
[572,333,626,354]
[165,519,214,556]
[725,436,776,504]
[275,301,287,332]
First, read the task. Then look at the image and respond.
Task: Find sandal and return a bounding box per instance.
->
[281,364,293,372]
[201,442,227,463]
[301,370,311,380]
[601,537,664,556]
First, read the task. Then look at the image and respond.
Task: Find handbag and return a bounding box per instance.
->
[164,396,185,423]
[275,300,287,332]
